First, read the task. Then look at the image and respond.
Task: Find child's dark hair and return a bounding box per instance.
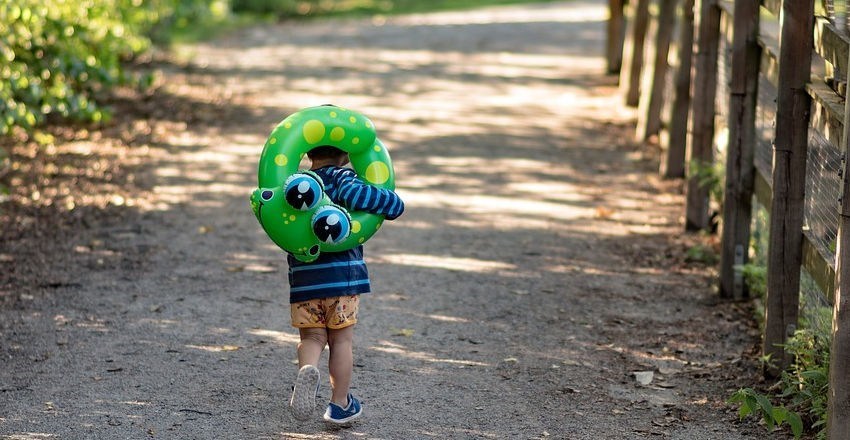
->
[307,145,347,160]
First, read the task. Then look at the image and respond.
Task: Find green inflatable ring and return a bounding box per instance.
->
[250,105,396,262]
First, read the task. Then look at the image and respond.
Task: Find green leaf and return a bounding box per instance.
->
[728,389,747,404]
[754,393,774,420]
[738,403,753,419]
[800,370,827,382]
[743,395,759,419]
[786,411,803,439]
[771,407,786,425]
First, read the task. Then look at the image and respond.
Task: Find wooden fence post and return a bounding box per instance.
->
[827,37,850,440]
[637,0,678,142]
[661,0,695,179]
[685,0,721,231]
[620,0,651,106]
[718,0,761,299]
[607,0,627,74]
[763,0,814,375]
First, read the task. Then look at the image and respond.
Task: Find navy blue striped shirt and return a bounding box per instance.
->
[287,166,404,303]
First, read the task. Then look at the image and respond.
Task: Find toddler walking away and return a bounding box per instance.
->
[288,145,404,424]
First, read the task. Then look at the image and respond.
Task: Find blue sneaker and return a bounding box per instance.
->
[290,365,320,421]
[323,393,363,424]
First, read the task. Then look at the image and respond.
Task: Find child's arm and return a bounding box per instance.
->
[332,169,404,220]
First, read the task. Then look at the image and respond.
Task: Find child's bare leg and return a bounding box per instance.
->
[327,325,355,406]
[298,328,328,367]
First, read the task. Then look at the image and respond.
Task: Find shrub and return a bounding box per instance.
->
[0,0,228,137]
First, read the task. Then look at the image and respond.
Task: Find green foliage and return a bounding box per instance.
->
[685,242,718,265]
[748,203,770,264]
[729,388,803,439]
[729,327,831,439]
[779,327,831,439]
[740,263,766,328]
[0,0,228,136]
[740,263,767,298]
[145,0,231,44]
[688,159,724,206]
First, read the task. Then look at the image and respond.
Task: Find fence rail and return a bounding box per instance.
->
[608,0,850,437]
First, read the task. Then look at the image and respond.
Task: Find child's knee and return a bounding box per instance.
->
[299,327,328,346]
[327,325,354,347]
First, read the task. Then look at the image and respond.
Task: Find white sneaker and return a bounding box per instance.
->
[290,365,320,421]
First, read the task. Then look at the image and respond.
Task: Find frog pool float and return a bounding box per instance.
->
[250,105,396,262]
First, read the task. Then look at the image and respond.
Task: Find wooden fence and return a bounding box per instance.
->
[608,0,850,437]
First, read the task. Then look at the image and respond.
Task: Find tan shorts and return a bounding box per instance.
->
[290,295,360,329]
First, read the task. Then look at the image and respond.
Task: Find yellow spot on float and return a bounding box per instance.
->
[269,137,277,144]
[365,121,372,128]
[365,161,390,184]
[352,137,360,145]
[358,237,365,244]
[349,116,356,123]
[330,127,345,142]
[373,145,381,152]
[303,120,326,144]
[351,221,361,233]
[274,154,288,166]
[330,111,337,118]
[289,215,296,221]
[284,122,292,129]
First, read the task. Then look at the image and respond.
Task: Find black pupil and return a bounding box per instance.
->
[261,190,273,200]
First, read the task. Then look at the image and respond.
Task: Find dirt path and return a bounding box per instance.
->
[1,2,776,439]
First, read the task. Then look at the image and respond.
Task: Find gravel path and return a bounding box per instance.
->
[1,2,777,439]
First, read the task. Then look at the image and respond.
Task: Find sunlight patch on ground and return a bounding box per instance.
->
[1,434,57,439]
[444,55,602,81]
[280,433,370,439]
[543,264,630,277]
[371,253,514,272]
[136,318,180,328]
[185,344,242,352]
[426,313,469,323]
[144,141,259,210]
[224,253,280,273]
[401,190,594,221]
[394,1,606,26]
[119,401,150,406]
[248,329,300,344]
[505,181,593,204]
[371,341,490,367]
[389,218,434,230]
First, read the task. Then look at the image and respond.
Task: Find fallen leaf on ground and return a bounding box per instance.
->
[391,328,414,337]
[595,206,615,219]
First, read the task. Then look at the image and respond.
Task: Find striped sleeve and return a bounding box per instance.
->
[327,168,405,220]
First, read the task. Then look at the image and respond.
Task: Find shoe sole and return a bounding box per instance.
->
[290,365,320,421]
[323,410,362,425]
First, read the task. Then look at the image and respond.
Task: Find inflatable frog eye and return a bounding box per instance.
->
[251,105,396,262]
[284,172,323,211]
[312,205,351,244]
